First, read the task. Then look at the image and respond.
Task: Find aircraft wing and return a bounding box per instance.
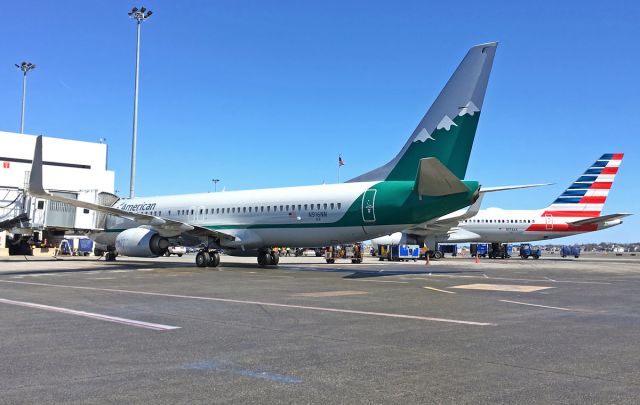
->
[28,136,234,241]
[568,213,632,227]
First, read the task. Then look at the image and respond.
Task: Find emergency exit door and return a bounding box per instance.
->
[361,189,376,223]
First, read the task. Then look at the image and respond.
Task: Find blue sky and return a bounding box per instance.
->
[1,0,638,243]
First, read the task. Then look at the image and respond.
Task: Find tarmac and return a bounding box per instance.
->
[0,253,639,404]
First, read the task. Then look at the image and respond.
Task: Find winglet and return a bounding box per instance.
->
[415,158,469,197]
[28,136,46,196]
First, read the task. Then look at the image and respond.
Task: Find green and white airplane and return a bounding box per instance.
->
[29,42,498,267]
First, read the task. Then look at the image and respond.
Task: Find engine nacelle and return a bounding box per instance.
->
[115,227,169,257]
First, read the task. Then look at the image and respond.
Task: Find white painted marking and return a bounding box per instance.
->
[0,280,495,326]
[423,286,456,294]
[499,299,589,312]
[451,284,553,292]
[0,297,180,331]
[109,270,132,273]
[88,277,115,280]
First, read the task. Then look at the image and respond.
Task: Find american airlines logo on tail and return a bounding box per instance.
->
[542,153,624,218]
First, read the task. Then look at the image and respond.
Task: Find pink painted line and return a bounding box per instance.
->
[0,297,180,331]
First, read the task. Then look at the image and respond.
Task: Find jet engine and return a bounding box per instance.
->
[115,227,169,257]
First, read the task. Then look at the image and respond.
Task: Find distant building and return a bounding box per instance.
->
[0,131,116,250]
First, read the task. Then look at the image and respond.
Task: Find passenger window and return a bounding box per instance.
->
[330,203,334,210]
[286,205,290,211]
[304,204,308,210]
[337,203,342,209]
[298,204,302,211]
[261,206,264,212]
[280,205,283,212]
[243,207,246,213]
[267,206,271,212]
[324,203,327,210]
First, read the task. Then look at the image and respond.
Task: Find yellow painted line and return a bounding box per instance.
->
[451,284,553,292]
[423,286,456,294]
[292,290,369,298]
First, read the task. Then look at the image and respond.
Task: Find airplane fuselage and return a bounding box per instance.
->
[91,180,480,250]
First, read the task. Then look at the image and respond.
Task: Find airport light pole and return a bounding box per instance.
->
[212,179,220,192]
[128,6,152,198]
[15,61,36,134]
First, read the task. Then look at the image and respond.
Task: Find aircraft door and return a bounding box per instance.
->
[545,214,553,230]
[361,189,377,223]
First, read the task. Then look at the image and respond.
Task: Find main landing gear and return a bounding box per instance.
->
[195,250,221,268]
[257,249,279,267]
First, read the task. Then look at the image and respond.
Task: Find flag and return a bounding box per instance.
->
[338,155,344,167]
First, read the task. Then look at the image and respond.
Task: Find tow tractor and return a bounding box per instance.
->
[325,244,363,264]
[519,243,541,259]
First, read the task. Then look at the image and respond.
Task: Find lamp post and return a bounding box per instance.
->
[15,61,36,134]
[127,6,152,198]
[212,179,220,192]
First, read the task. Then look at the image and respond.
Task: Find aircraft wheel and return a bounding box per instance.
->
[270,252,280,265]
[196,251,209,268]
[206,252,220,267]
[326,258,335,264]
[533,255,540,260]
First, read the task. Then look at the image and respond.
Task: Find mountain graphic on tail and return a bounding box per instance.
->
[349,42,498,183]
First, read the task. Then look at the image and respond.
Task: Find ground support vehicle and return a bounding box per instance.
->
[438,244,458,257]
[520,243,541,259]
[325,244,363,264]
[488,243,512,259]
[470,243,489,258]
[379,244,420,261]
[165,245,187,257]
[561,245,581,258]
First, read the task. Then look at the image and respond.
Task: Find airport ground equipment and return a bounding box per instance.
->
[488,243,512,259]
[470,243,489,258]
[325,244,363,264]
[519,243,541,259]
[165,245,186,257]
[561,245,581,258]
[438,243,458,257]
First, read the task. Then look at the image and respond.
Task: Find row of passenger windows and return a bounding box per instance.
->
[139,203,343,218]
[464,219,534,224]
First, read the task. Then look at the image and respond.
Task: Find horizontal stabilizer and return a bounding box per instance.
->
[480,183,553,193]
[415,158,469,197]
[569,213,632,226]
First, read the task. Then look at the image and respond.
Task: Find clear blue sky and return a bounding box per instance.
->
[1,0,638,243]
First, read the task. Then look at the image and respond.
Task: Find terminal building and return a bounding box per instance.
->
[0,131,116,255]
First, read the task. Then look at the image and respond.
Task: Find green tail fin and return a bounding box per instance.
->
[349,42,497,182]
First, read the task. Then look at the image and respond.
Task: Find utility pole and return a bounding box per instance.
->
[127,6,152,198]
[15,62,36,134]
[212,179,220,192]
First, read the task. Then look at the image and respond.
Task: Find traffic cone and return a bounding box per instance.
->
[425,253,430,266]
[475,254,479,264]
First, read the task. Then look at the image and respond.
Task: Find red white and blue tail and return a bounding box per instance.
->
[543,153,623,218]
